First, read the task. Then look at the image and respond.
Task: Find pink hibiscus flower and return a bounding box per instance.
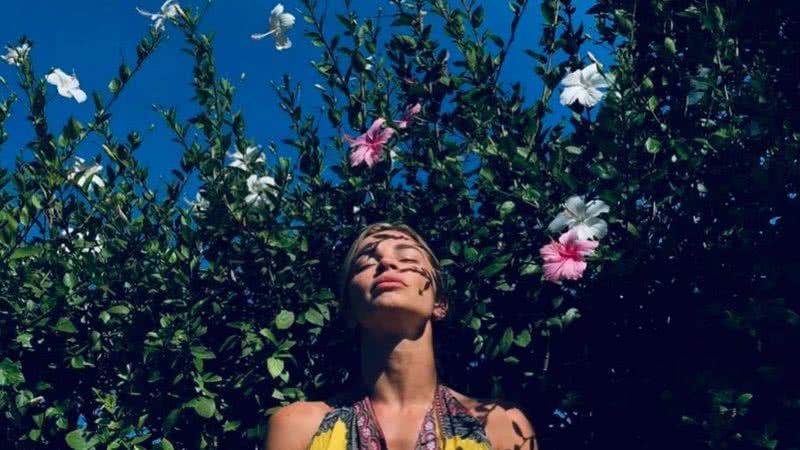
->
[539,229,599,282]
[396,103,422,129]
[344,118,395,168]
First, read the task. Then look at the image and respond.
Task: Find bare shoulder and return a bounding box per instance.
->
[264,401,333,450]
[445,387,538,450]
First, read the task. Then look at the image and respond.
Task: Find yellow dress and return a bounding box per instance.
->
[307,384,492,450]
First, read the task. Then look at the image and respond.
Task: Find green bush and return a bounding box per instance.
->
[1,0,797,449]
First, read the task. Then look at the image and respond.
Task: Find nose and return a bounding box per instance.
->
[376,254,400,272]
[374,241,401,272]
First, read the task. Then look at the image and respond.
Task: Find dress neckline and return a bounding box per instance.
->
[360,384,446,450]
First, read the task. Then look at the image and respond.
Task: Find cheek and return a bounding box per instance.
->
[348,272,372,300]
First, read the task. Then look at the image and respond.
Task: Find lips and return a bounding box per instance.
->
[372,274,406,292]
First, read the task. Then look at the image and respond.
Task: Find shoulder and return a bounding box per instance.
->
[264,401,333,450]
[445,387,538,450]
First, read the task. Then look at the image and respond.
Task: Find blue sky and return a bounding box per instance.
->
[3,0,610,200]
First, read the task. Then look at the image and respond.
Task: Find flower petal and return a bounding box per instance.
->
[580,63,600,81]
[559,85,584,106]
[270,3,285,16]
[547,213,572,233]
[365,118,387,139]
[274,34,292,50]
[349,145,368,167]
[564,196,586,219]
[584,199,609,218]
[71,88,87,103]
[278,12,296,28]
[580,88,604,107]
[572,236,599,256]
[560,68,581,87]
[572,220,606,241]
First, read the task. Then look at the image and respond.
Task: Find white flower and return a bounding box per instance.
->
[244,174,276,208]
[45,69,87,103]
[250,3,296,51]
[136,0,185,31]
[548,195,610,240]
[559,63,610,108]
[1,43,31,66]
[60,227,103,256]
[67,156,105,190]
[226,145,266,172]
[185,191,210,212]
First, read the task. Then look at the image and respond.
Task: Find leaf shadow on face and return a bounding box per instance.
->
[353,233,440,301]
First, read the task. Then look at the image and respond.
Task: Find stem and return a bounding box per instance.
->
[492,0,530,88]
[526,0,561,163]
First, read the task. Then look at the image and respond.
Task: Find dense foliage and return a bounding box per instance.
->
[1,0,797,449]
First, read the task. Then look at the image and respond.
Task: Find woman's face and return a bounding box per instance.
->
[346,230,446,334]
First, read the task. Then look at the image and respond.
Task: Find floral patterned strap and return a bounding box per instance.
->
[360,384,445,450]
[306,384,493,450]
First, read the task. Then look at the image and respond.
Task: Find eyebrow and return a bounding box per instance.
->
[354,239,425,259]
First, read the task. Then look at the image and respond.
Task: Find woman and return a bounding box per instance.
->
[264,223,538,450]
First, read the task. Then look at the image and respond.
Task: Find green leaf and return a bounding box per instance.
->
[464,247,480,263]
[15,333,33,348]
[565,145,583,155]
[190,397,216,419]
[645,137,662,154]
[305,309,324,327]
[0,358,25,387]
[54,318,78,334]
[108,78,121,94]
[267,357,284,378]
[190,346,215,360]
[29,429,41,441]
[482,255,511,277]
[160,438,175,450]
[563,307,581,325]
[614,9,634,33]
[65,430,97,450]
[275,310,295,330]
[514,329,532,347]
[498,327,514,355]
[736,393,753,407]
[520,263,540,276]
[222,420,240,432]
[664,37,677,55]
[108,305,130,315]
[70,356,86,369]
[10,246,42,260]
[471,5,484,28]
[590,162,618,180]
[498,201,515,218]
[63,273,78,289]
[626,222,640,237]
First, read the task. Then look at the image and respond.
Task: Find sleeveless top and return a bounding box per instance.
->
[306,384,492,450]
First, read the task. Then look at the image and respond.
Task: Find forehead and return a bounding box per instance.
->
[355,231,424,255]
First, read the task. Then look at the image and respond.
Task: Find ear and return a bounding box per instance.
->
[432,298,449,321]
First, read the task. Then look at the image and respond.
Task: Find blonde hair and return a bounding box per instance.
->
[337,222,448,311]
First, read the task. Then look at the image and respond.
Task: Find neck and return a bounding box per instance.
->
[358,320,439,409]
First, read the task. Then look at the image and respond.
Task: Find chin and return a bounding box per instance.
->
[360,302,430,339]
